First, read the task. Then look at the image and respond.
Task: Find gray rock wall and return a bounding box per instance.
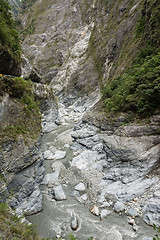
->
[71,111,160,226]
[0,81,45,216]
[20,0,146,99]
[0,135,45,216]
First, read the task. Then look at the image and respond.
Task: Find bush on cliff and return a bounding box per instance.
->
[103,52,160,114]
[0,0,21,60]
[0,202,39,239]
[102,0,160,116]
[20,0,37,13]
[0,76,41,140]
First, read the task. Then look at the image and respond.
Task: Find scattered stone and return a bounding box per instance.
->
[20,217,31,225]
[75,182,85,191]
[44,150,55,160]
[80,193,88,201]
[90,205,100,216]
[100,209,111,220]
[52,185,67,201]
[64,144,70,148]
[124,178,158,202]
[42,170,60,185]
[71,215,79,231]
[53,151,66,160]
[70,190,80,198]
[132,223,139,232]
[55,118,61,125]
[154,190,160,198]
[71,125,98,139]
[134,197,138,202]
[128,218,135,225]
[114,201,125,213]
[100,201,110,208]
[71,150,101,171]
[104,193,118,203]
[42,122,57,133]
[127,208,139,217]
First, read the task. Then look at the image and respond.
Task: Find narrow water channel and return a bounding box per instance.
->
[27,119,155,240]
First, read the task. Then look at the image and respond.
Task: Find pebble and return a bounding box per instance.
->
[114,201,125,213]
[70,190,80,198]
[52,184,67,201]
[71,215,79,231]
[100,201,110,208]
[75,182,86,191]
[132,223,139,232]
[100,209,111,220]
[134,198,138,202]
[90,205,100,216]
[128,218,135,225]
[80,193,88,201]
[127,208,139,217]
[53,150,66,160]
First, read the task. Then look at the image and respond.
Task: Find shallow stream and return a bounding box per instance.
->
[27,118,155,240]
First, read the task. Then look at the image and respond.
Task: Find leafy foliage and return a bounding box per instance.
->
[103,0,160,116]
[0,76,41,140]
[153,225,160,240]
[0,0,21,60]
[103,52,160,114]
[0,76,39,111]
[20,0,37,13]
[0,202,40,239]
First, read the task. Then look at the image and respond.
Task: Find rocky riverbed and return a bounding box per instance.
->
[27,98,160,240]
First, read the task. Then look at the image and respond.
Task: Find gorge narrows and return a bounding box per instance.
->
[26,99,158,240]
[0,0,159,239]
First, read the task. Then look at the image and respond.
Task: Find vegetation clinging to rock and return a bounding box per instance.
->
[103,51,160,114]
[0,203,94,239]
[0,76,41,141]
[0,0,21,61]
[102,0,160,115]
[20,0,37,13]
[0,202,40,240]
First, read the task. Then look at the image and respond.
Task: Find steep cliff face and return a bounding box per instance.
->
[0,76,45,215]
[21,0,99,98]
[0,0,21,75]
[20,0,160,116]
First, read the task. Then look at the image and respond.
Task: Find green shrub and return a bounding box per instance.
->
[1,76,32,98]
[103,52,160,115]
[153,225,160,240]
[103,0,160,116]
[0,76,41,140]
[0,0,21,60]
[20,0,37,13]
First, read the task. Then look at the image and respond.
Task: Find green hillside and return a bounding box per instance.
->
[0,0,21,61]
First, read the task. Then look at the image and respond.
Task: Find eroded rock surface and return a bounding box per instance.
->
[70,111,160,227]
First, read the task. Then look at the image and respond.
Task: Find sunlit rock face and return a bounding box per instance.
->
[21,0,99,97]
[21,0,147,99]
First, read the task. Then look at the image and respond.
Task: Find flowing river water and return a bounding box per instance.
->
[27,105,155,240]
